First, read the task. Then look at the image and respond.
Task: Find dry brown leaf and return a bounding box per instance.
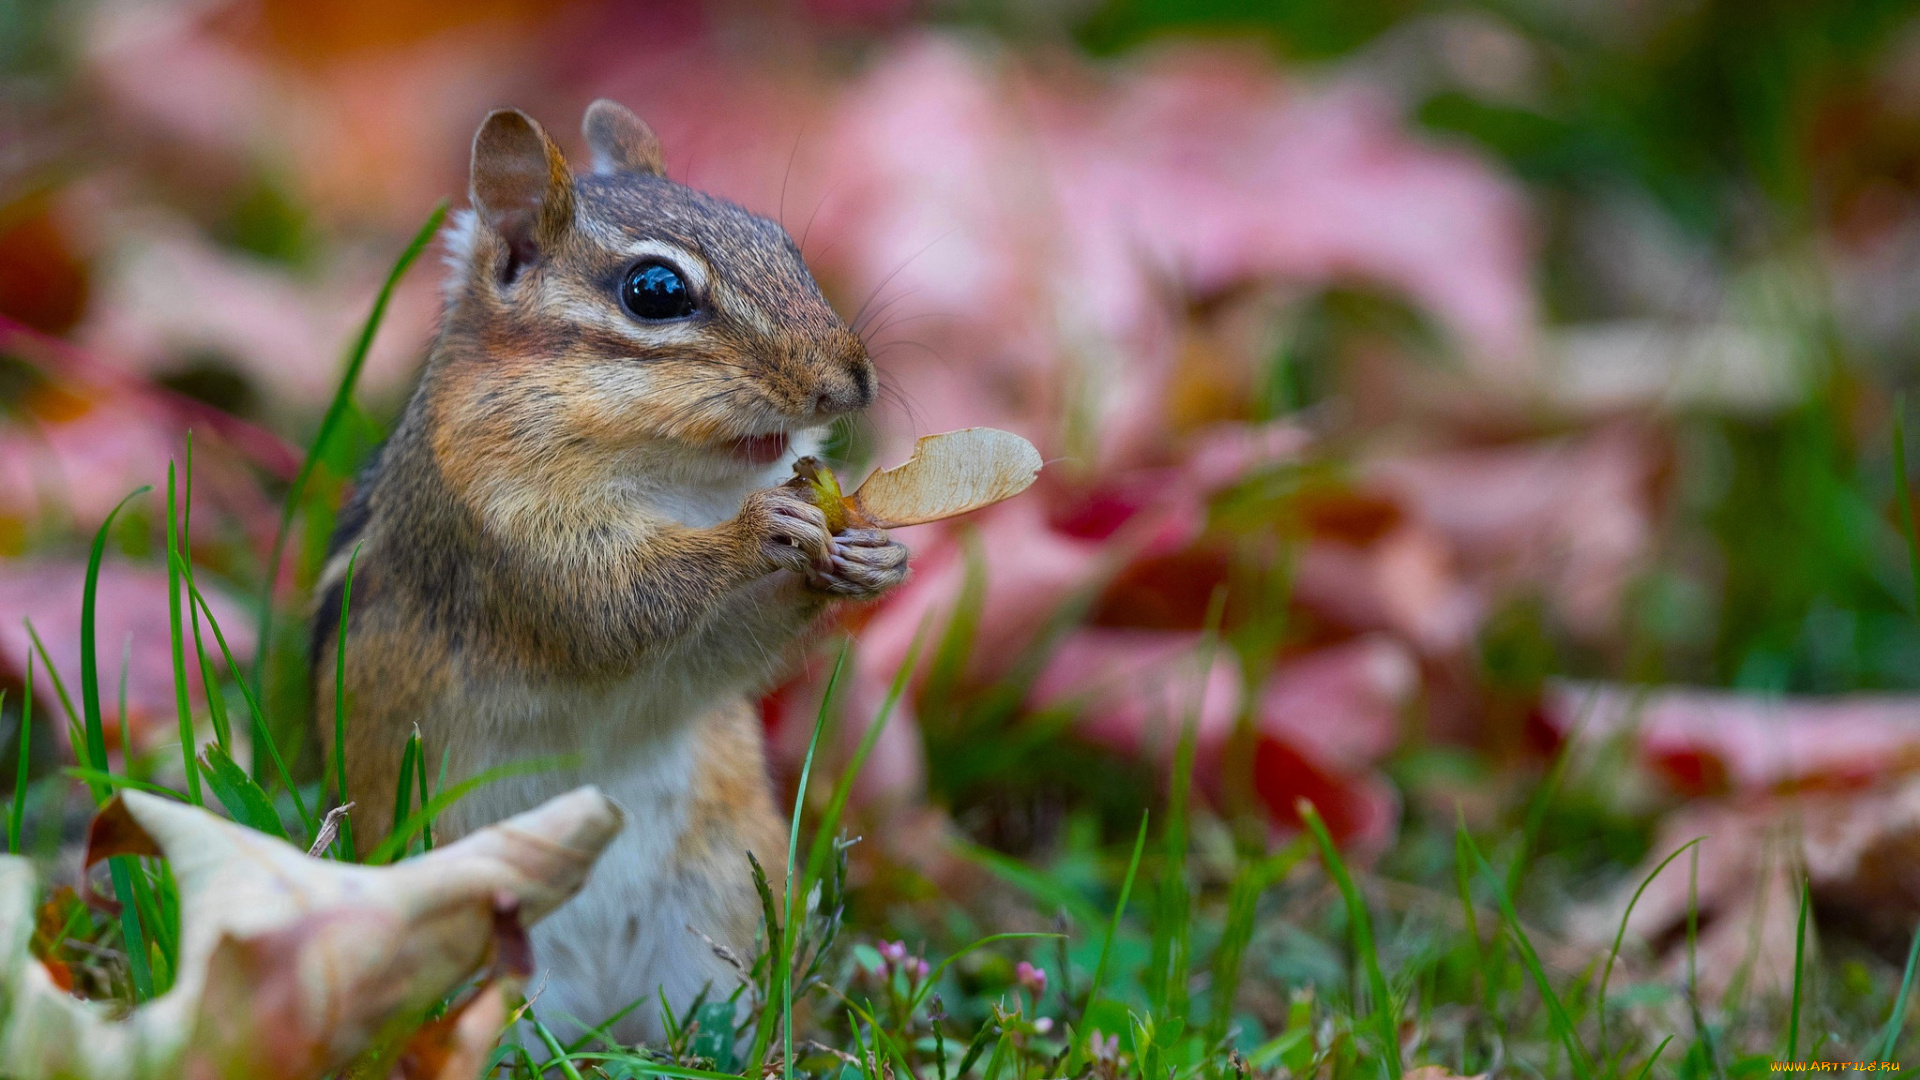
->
[389,981,513,1080]
[1574,775,1920,1002]
[0,785,622,1080]
[851,428,1042,528]
[796,428,1042,531]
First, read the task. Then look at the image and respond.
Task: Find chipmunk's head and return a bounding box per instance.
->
[433,101,872,480]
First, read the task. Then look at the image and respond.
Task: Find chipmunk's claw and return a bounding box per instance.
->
[807,529,909,599]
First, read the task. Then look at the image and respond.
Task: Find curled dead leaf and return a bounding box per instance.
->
[793,428,1042,531]
[0,786,622,1080]
[1574,774,1920,1003]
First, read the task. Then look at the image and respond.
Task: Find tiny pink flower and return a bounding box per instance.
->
[1015,961,1047,997]
[878,940,908,968]
[1033,1016,1054,1034]
[1090,1032,1120,1062]
[908,956,931,983]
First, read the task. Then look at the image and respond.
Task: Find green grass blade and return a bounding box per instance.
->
[1876,914,1920,1060]
[199,743,290,839]
[804,618,929,887]
[115,634,133,773]
[1453,809,1496,1021]
[1633,1034,1674,1080]
[1460,827,1592,1080]
[1301,800,1401,1080]
[79,487,151,805]
[416,740,434,850]
[1077,807,1149,1064]
[564,992,651,1054]
[1506,690,1591,901]
[108,856,154,999]
[253,202,446,697]
[61,769,187,798]
[22,619,79,729]
[187,576,230,758]
[1893,392,1920,620]
[847,1012,876,1080]
[1206,838,1309,1044]
[180,432,230,756]
[781,643,847,1080]
[980,1030,1011,1080]
[1597,836,1704,1059]
[1147,587,1225,1027]
[836,992,917,1080]
[1684,846,1724,1080]
[330,543,362,857]
[389,729,420,856]
[164,463,202,805]
[590,1060,756,1080]
[1787,875,1809,1064]
[128,861,175,992]
[953,1010,998,1080]
[1066,808,1147,1073]
[10,660,27,853]
[361,753,576,865]
[24,619,84,772]
[174,565,313,835]
[531,1018,588,1080]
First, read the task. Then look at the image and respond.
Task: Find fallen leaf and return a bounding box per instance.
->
[1573,776,1920,1002]
[0,562,255,754]
[389,981,513,1080]
[0,785,622,1079]
[842,428,1043,529]
[1544,681,1920,795]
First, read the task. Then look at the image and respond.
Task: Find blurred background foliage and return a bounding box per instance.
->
[5,0,1920,1070]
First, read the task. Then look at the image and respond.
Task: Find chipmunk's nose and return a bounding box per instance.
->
[807,337,876,417]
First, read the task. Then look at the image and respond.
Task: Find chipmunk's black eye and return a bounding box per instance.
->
[621,261,697,321]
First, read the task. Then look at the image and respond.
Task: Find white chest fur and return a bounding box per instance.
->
[431,432,823,1043]
[441,674,751,1044]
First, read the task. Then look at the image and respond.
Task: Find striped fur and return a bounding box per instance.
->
[310,102,905,1044]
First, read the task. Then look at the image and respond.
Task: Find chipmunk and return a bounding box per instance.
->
[310,100,908,1044]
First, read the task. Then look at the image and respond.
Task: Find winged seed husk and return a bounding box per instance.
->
[798,428,1042,530]
[0,786,621,1080]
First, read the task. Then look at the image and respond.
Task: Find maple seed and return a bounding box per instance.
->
[790,428,1043,532]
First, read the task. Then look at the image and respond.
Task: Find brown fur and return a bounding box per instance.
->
[310,101,905,1041]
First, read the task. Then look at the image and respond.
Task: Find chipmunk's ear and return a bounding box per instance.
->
[583,99,665,177]
[470,108,575,283]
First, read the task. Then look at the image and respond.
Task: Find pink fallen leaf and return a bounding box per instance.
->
[1029,628,1244,758]
[1544,681,1920,795]
[1572,778,1920,1001]
[0,562,255,753]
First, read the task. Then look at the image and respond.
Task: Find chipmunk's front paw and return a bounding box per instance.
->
[806,529,909,600]
[739,487,834,578]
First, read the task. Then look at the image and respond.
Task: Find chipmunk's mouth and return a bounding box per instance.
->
[726,432,790,466]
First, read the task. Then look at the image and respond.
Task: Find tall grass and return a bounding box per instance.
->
[251,202,446,709]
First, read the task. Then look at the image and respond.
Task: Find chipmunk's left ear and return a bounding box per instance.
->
[583,99,665,177]
[471,108,576,283]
